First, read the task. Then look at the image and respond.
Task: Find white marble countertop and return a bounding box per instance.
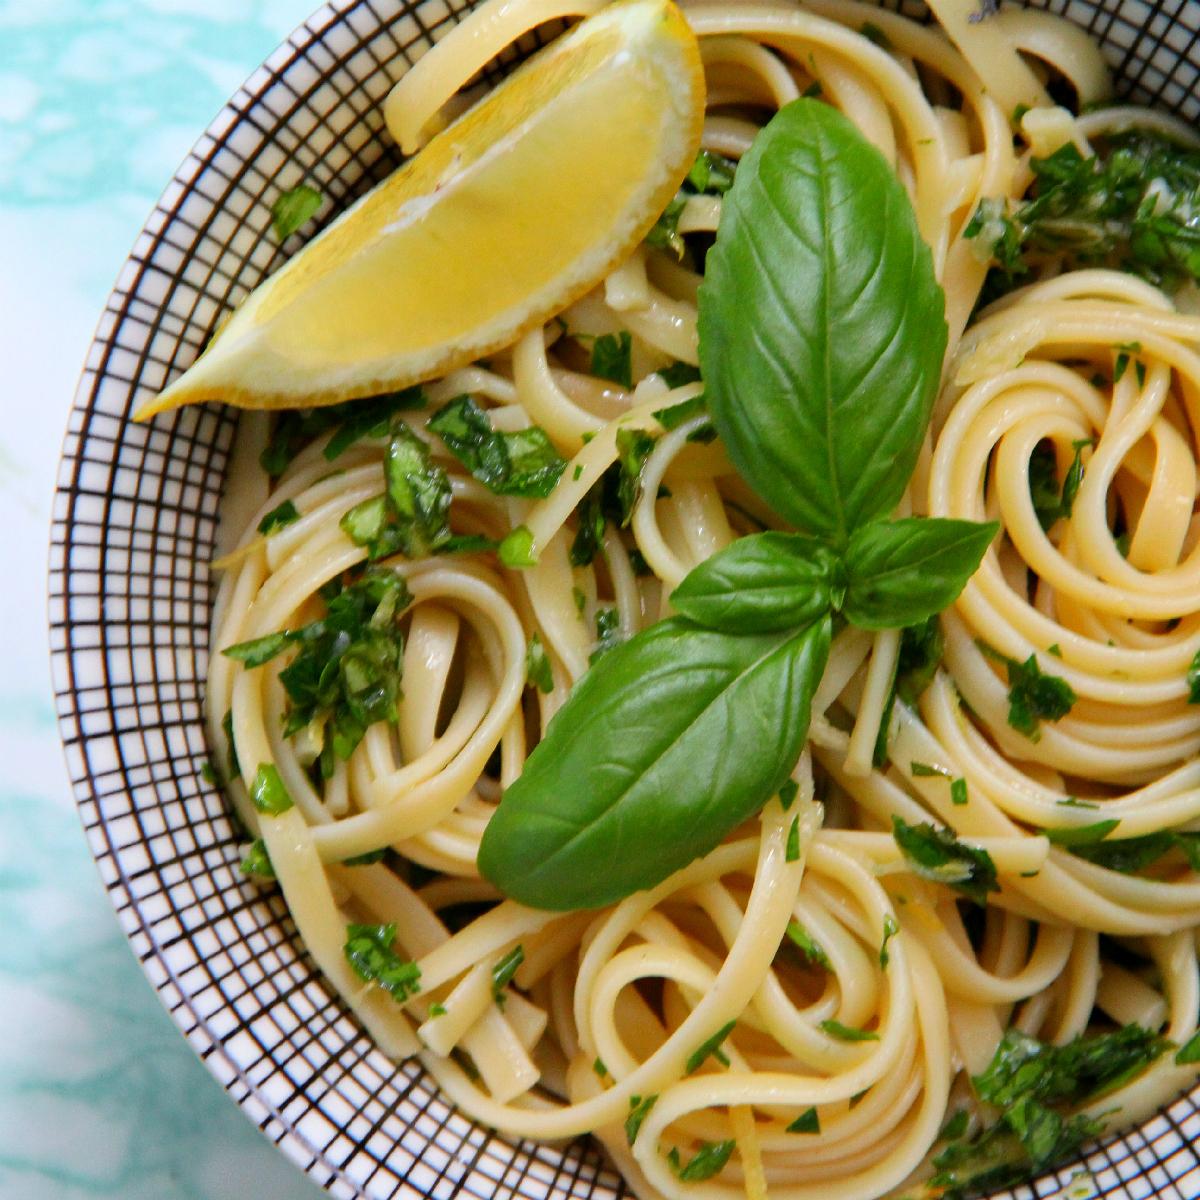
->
[0,3,333,1196]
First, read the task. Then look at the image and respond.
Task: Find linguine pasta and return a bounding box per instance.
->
[202,3,1200,1198]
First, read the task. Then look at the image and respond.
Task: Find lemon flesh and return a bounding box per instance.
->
[138,0,704,418]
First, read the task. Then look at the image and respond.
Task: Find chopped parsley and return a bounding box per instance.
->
[568,428,658,566]
[779,779,799,811]
[646,150,737,258]
[820,1019,880,1042]
[340,425,453,560]
[257,499,300,536]
[626,1094,657,1145]
[526,634,554,693]
[241,838,275,878]
[259,387,425,476]
[667,1140,735,1183]
[343,922,421,1002]
[1043,820,1119,847]
[964,130,1200,299]
[589,608,623,666]
[222,570,412,777]
[250,764,293,815]
[491,944,524,1009]
[786,920,831,970]
[1070,828,1200,874]
[932,1026,1170,1200]
[426,395,565,498]
[976,641,1076,740]
[591,332,633,389]
[686,1019,736,1074]
[786,815,801,861]
[1028,439,1089,531]
[787,1107,820,1134]
[891,815,999,904]
[880,915,899,969]
[951,778,969,806]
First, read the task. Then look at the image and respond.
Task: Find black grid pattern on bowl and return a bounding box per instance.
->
[45,0,1200,1196]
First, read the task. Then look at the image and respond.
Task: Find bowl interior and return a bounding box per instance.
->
[48,0,1200,1197]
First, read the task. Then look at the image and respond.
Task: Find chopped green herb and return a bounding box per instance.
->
[1135,360,1147,387]
[1043,820,1120,846]
[667,1140,736,1183]
[499,525,538,568]
[1058,796,1098,808]
[427,395,565,498]
[786,815,801,861]
[626,1094,657,1145]
[654,393,707,431]
[1048,643,1063,657]
[589,608,623,666]
[450,1046,481,1081]
[896,615,945,706]
[1114,352,1130,383]
[820,1019,880,1042]
[1013,103,1031,123]
[593,1057,607,1077]
[491,944,524,1008]
[932,1026,1170,1200]
[250,764,293,816]
[222,708,240,779]
[343,922,421,1001]
[941,1110,970,1141]
[964,131,1200,299]
[687,150,736,195]
[344,848,387,866]
[259,388,425,476]
[591,332,633,389]
[1028,439,1088,531]
[573,464,583,481]
[977,641,1077,740]
[1071,828,1200,874]
[428,1002,447,1018]
[686,1019,736,1074]
[803,80,823,98]
[779,780,799,811]
[645,194,689,258]
[614,428,657,524]
[573,587,587,617]
[787,1107,820,1134]
[628,548,651,576]
[1187,647,1200,703]
[911,761,952,778]
[1176,1031,1200,1065]
[859,21,892,48]
[786,920,831,970]
[880,914,899,969]
[222,630,293,669]
[526,634,554,694]
[657,362,703,391]
[951,777,969,806]
[200,761,219,787]
[258,499,300,536]
[241,839,275,878]
[271,183,321,239]
[892,815,999,904]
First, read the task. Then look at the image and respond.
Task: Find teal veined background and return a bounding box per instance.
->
[0,2,331,1196]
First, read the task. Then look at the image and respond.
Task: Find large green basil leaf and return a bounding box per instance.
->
[842,518,998,630]
[698,100,947,548]
[478,616,831,910]
[670,532,842,633]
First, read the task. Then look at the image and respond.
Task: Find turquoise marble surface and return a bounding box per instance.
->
[0,2,332,1195]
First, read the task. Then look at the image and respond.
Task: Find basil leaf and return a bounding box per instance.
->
[670,532,842,633]
[841,518,998,629]
[820,1019,879,1042]
[222,630,294,668]
[323,387,426,461]
[977,642,1076,740]
[343,922,421,1001]
[1042,819,1119,846]
[686,1020,736,1074]
[787,1108,820,1134]
[699,99,946,548]
[591,332,633,388]
[427,395,565,498]
[668,1140,735,1183]
[626,1095,657,1145]
[478,616,831,910]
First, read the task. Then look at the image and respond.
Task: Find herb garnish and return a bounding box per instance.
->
[892,816,999,904]
[260,387,425,476]
[667,1140,735,1182]
[427,395,565,498]
[241,839,275,878]
[591,332,633,388]
[932,1026,1170,1199]
[271,183,322,240]
[646,149,737,257]
[787,1107,820,1134]
[820,1019,880,1042]
[977,642,1077,740]
[786,920,831,970]
[1029,439,1089,531]
[491,945,524,1009]
[626,1094,657,1145]
[526,635,554,693]
[686,1020,736,1074]
[964,130,1200,297]
[223,570,411,778]
[343,922,421,1001]
[258,499,300,536]
[478,101,991,912]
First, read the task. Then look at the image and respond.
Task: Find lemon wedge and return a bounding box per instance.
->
[137,0,704,419]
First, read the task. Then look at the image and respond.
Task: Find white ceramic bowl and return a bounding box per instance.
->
[48,1,1200,1197]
